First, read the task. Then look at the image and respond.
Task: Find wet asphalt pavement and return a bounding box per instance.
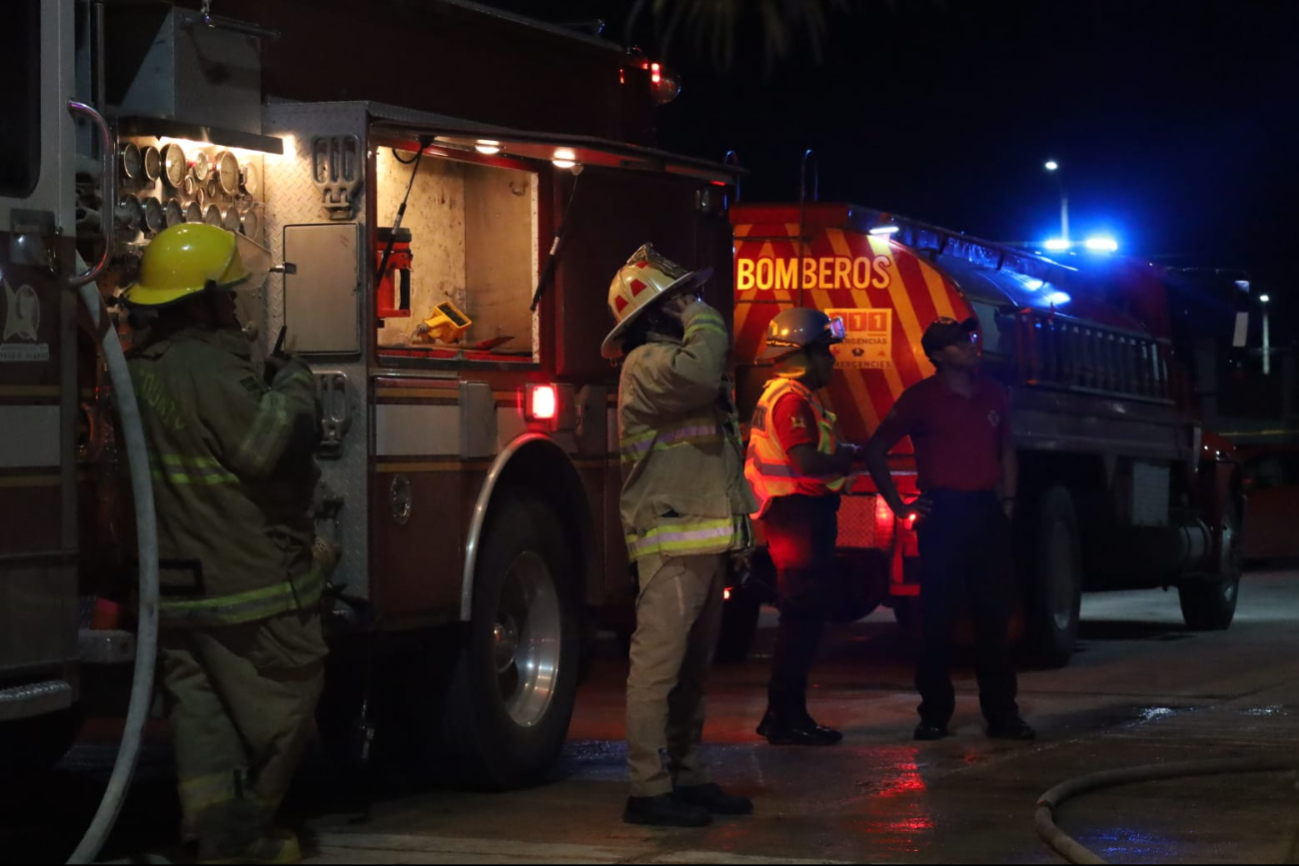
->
[6,565,1299,864]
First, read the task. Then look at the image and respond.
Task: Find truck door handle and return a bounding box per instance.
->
[315,371,351,457]
[67,101,114,287]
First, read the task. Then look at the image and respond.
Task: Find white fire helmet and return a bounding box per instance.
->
[601,243,713,359]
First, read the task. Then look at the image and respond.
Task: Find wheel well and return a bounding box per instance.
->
[1016,451,1106,507]
[466,437,596,619]
[1014,451,1104,587]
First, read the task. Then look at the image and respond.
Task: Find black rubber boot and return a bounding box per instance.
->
[913,721,950,741]
[986,716,1036,741]
[756,708,843,746]
[623,794,712,827]
[672,783,754,815]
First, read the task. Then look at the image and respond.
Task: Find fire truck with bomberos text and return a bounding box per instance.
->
[713,186,1242,668]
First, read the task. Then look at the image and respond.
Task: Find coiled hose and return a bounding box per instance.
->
[1036,757,1297,864]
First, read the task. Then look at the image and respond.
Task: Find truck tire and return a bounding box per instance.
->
[1023,486,1082,668]
[714,581,762,664]
[1179,494,1242,631]
[714,547,777,664]
[441,492,579,789]
[0,708,81,774]
[891,596,921,637]
[1178,576,1239,631]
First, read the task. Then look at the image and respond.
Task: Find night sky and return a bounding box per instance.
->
[488,0,1299,342]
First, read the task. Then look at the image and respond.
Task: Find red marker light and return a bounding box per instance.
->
[723,587,733,601]
[874,495,894,536]
[528,384,557,421]
[651,62,662,84]
[876,497,894,521]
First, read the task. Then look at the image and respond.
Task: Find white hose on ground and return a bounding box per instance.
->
[66,281,159,865]
[1035,756,1297,865]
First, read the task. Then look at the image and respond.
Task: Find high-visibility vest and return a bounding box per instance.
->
[745,378,849,518]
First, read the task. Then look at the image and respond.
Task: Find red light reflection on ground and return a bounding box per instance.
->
[852,746,935,855]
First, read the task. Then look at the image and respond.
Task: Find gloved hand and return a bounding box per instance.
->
[729,550,755,590]
[265,353,311,389]
[312,535,342,579]
[662,293,709,324]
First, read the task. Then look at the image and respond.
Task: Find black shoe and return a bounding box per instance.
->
[987,717,1036,741]
[756,710,843,746]
[672,783,754,816]
[913,722,950,741]
[623,794,712,827]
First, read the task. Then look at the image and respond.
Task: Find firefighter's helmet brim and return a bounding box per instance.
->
[600,266,713,359]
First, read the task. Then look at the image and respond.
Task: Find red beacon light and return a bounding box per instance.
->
[526,384,558,422]
[633,56,681,105]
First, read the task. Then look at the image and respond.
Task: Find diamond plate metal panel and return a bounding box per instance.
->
[837,493,893,550]
[0,680,73,723]
[264,102,372,599]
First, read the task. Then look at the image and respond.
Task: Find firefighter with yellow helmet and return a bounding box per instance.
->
[605,244,757,827]
[746,307,860,747]
[123,224,328,864]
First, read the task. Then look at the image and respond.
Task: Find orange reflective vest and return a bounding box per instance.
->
[745,378,849,518]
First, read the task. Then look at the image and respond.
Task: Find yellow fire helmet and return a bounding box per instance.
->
[123,223,265,307]
[601,243,713,359]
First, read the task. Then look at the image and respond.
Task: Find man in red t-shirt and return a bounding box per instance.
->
[865,316,1034,742]
[746,308,860,746]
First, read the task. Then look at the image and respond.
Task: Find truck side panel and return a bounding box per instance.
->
[0,0,81,703]
[263,103,374,603]
[0,243,79,685]
[172,0,656,145]
[554,167,730,380]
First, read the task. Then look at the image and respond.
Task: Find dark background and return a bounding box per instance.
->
[486,0,1299,345]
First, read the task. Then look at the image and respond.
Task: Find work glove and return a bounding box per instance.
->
[265,354,312,389]
[729,550,755,590]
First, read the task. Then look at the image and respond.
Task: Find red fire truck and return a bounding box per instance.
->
[721,201,1243,667]
[0,0,736,788]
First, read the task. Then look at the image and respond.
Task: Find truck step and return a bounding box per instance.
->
[0,679,73,722]
[78,628,137,665]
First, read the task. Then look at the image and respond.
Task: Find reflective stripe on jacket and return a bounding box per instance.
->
[158,561,326,628]
[618,302,756,563]
[745,377,848,518]
[127,326,322,625]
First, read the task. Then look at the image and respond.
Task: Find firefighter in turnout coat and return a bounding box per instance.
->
[604,244,757,828]
[123,224,331,865]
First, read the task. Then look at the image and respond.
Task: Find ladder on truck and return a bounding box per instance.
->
[855,208,1174,404]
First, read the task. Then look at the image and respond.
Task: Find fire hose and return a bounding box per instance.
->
[64,273,160,866]
[1035,757,1298,865]
[65,102,160,865]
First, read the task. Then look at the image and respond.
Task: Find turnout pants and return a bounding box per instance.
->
[160,608,327,858]
[625,553,726,798]
[915,490,1019,727]
[762,495,839,720]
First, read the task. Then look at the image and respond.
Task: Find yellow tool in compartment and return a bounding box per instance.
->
[416,300,472,344]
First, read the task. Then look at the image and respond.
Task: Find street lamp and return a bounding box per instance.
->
[1261,294,1271,376]
[1044,160,1069,242]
